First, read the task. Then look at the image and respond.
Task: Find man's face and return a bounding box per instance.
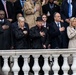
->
[36,21,43,27]
[0,11,5,19]
[54,13,61,22]
[19,20,25,27]
[49,0,53,3]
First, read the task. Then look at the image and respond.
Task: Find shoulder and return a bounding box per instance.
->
[30,26,36,30]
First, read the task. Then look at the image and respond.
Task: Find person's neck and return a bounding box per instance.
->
[49,2,54,5]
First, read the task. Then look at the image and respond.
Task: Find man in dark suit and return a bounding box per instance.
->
[29,16,49,49]
[14,0,26,16]
[60,0,76,27]
[11,16,29,49]
[0,10,11,50]
[42,0,60,23]
[0,0,15,22]
[49,12,67,48]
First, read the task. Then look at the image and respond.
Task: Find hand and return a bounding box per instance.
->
[43,45,46,49]
[42,0,45,6]
[54,1,59,5]
[60,19,64,22]
[36,5,40,11]
[48,44,51,49]
[7,19,12,22]
[59,27,65,32]
[40,31,45,37]
[23,31,27,34]
[2,25,9,30]
[65,19,70,23]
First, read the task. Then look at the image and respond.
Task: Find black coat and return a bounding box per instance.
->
[14,0,25,16]
[29,26,49,49]
[60,0,76,20]
[49,22,68,48]
[42,3,60,23]
[11,22,29,49]
[0,19,11,50]
[0,0,15,20]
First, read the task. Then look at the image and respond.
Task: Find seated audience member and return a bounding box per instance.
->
[29,16,49,49]
[49,12,67,49]
[0,10,11,50]
[67,17,76,48]
[11,17,29,49]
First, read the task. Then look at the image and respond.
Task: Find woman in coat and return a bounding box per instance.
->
[24,0,42,28]
[67,17,76,48]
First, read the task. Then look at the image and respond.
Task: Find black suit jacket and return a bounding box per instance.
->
[49,22,67,48]
[14,0,25,15]
[0,0,14,19]
[42,3,60,23]
[61,0,76,20]
[29,26,49,49]
[11,22,30,49]
[0,19,11,50]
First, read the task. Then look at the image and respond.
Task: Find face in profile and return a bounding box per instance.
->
[54,13,61,22]
[71,19,76,27]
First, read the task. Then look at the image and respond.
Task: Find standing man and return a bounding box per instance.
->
[24,0,42,28]
[11,17,29,49]
[61,0,76,27]
[14,0,26,16]
[60,0,76,48]
[29,16,49,49]
[0,10,11,50]
[42,0,60,23]
[49,12,67,48]
[0,0,15,22]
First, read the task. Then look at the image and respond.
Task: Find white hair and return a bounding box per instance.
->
[18,17,25,21]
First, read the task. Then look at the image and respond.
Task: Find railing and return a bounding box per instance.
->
[0,49,76,75]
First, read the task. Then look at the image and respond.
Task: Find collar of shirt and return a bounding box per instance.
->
[0,19,4,22]
[42,22,46,28]
[55,21,61,28]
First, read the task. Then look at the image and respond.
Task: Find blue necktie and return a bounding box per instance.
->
[21,0,24,7]
[68,0,72,18]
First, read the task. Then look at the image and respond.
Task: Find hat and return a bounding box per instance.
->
[36,16,43,21]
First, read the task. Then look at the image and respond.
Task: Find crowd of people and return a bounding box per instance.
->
[0,0,76,50]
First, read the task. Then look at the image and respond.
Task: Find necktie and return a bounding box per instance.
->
[3,1,8,18]
[68,0,72,18]
[21,0,24,7]
[57,22,60,28]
